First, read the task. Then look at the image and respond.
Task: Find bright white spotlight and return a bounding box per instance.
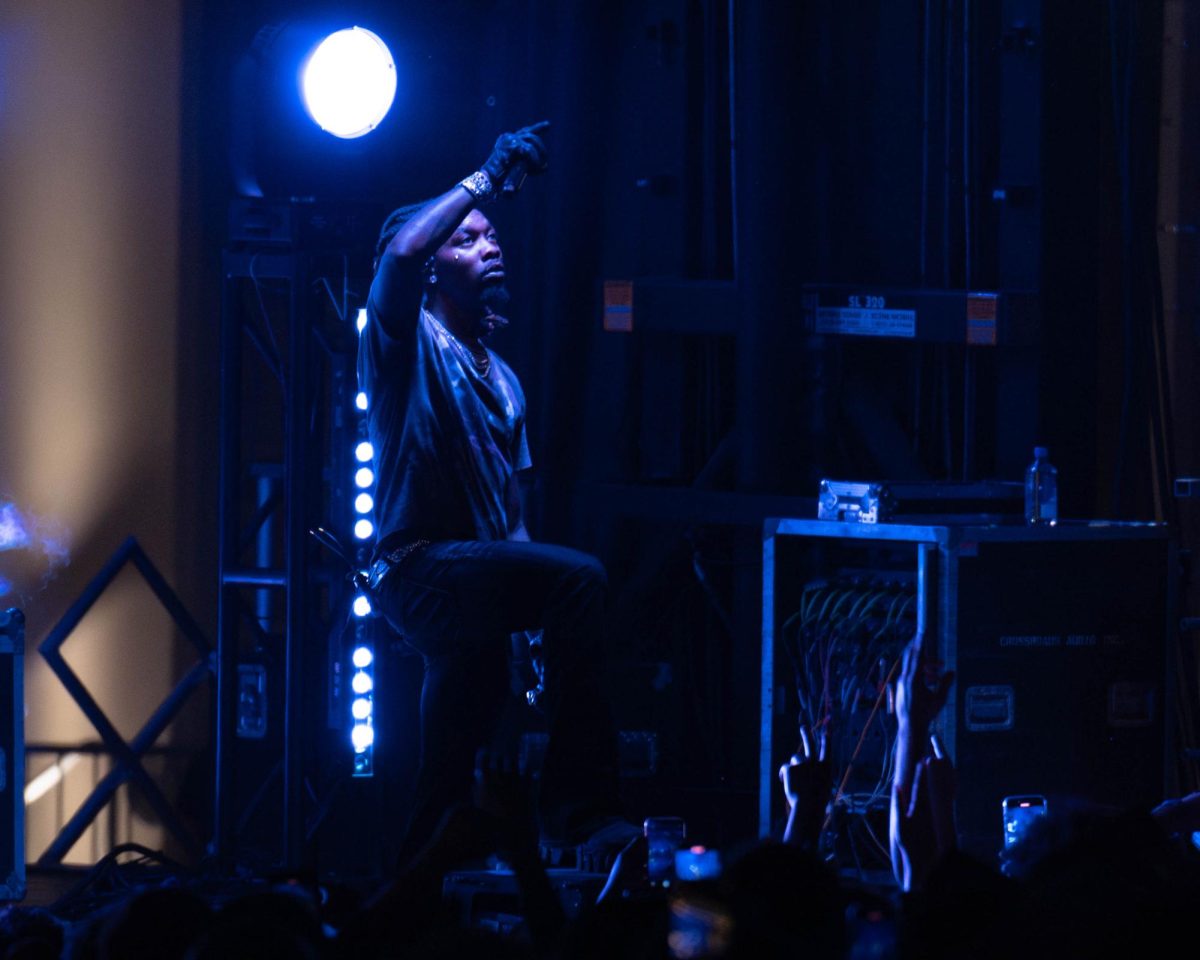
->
[355,391,369,411]
[355,467,375,488]
[356,308,368,333]
[352,595,372,617]
[352,697,373,720]
[355,441,374,462]
[302,27,397,140]
[355,493,374,514]
[352,670,373,695]
[351,723,375,752]
[352,646,373,668]
[354,518,375,540]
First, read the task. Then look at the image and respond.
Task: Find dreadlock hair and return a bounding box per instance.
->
[373,201,434,274]
[372,200,511,339]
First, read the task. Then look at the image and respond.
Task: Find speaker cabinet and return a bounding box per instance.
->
[763,521,1173,863]
[950,536,1170,857]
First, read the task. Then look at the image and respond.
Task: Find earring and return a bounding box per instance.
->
[427,271,438,285]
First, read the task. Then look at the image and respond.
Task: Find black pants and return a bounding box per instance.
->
[374,538,621,856]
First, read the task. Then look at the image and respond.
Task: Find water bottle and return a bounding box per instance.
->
[1024,446,1058,526]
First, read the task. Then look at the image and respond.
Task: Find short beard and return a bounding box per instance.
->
[477,283,511,337]
[480,282,510,315]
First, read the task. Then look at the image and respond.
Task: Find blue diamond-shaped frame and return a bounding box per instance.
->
[37,537,214,865]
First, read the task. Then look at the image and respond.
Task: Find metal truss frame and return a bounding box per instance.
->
[214,229,364,872]
[36,537,213,865]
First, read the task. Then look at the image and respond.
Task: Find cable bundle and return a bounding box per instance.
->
[781,577,918,868]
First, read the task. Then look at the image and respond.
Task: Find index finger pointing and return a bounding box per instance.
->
[520,120,551,135]
[798,725,813,760]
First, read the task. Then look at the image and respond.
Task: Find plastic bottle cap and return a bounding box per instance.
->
[1033,446,1048,458]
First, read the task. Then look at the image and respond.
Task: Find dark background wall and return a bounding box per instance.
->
[191,0,1175,535]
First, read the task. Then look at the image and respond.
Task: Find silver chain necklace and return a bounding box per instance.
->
[425,308,491,376]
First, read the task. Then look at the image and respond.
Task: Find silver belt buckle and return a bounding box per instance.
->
[367,556,393,591]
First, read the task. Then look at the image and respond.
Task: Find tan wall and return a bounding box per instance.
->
[0,1,188,863]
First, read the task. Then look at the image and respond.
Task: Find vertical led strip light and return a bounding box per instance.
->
[351,307,375,776]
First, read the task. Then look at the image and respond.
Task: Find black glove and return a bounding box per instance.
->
[480,121,550,188]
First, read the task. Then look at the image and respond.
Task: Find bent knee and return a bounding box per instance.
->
[566,551,607,593]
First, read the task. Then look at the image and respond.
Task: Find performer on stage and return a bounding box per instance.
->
[360,123,628,859]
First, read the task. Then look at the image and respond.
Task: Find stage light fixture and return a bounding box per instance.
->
[348,302,378,778]
[351,724,374,753]
[301,27,397,140]
[352,670,373,695]
[356,308,368,333]
[231,21,406,200]
[350,633,375,774]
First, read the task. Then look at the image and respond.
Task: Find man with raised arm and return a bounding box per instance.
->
[359,123,628,861]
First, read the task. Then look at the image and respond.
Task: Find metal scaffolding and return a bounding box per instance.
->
[214,205,374,871]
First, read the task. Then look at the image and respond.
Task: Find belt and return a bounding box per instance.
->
[367,539,431,590]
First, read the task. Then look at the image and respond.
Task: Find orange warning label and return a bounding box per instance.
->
[966,292,998,345]
[603,280,634,332]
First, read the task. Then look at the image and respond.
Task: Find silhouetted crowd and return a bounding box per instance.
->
[4,632,1199,959]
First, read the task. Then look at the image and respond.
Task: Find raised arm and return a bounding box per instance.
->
[889,631,956,891]
[372,122,550,324]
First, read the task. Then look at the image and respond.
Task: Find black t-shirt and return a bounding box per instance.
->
[357,272,530,549]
